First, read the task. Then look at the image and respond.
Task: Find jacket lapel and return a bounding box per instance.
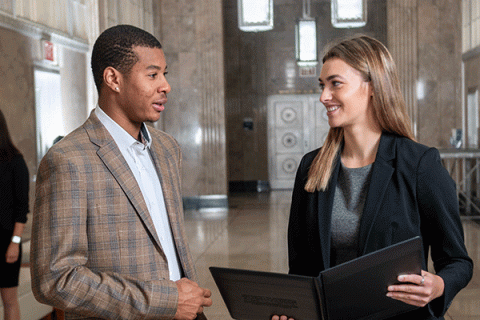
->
[357,133,396,255]
[84,111,163,249]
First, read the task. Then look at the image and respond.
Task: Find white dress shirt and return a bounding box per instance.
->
[95,107,182,281]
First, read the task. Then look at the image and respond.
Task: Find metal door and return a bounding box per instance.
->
[268,94,329,189]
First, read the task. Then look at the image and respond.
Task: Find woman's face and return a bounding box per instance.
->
[319,58,373,130]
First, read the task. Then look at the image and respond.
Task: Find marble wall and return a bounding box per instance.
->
[225,0,463,188]
[0,24,88,216]
[387,0,418,135]
[0,27,37,204]
[1,0,227,201]
[1,0,89,41]
[157,0,228,197]
[0,0,91,177]
[60,47,88,135]
[98,0,155,36]
[417,0,462,147]
[388,0,463,148]
[464,52,480,148]
[0,0,468,199]
[0,0,89,217]
[224,0,387,184]
[462,0,480,148]
[465,54,480,93]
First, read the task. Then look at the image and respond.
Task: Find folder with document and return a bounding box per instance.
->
[210,236,422,320]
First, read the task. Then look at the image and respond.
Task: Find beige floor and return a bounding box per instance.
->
[8,191,480,319]
[186,191,480,320]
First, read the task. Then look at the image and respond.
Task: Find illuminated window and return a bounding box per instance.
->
[331,0,367,28]
[238,0,274,32]
[295,19,317,67]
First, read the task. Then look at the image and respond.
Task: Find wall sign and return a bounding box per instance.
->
[42,40,57,64]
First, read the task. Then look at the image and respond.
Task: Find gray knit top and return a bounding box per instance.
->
[331,161,373,266]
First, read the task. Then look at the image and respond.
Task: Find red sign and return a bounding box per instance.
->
[43,41,55,62]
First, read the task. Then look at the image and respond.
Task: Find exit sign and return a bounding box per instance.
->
[42,40,56,63]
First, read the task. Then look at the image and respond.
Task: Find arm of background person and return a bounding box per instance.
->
[6,155,29,263]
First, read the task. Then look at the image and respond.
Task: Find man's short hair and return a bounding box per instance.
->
[91,24,162,92]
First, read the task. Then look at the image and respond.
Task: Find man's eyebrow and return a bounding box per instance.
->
[146,65,163,70]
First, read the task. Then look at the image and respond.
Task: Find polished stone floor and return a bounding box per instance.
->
[185,191,480,320]
[7,191,479,319]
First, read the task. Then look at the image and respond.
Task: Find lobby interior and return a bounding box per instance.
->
[1,0,479,319]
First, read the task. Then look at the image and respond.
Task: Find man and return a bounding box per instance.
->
[30,25,212,320]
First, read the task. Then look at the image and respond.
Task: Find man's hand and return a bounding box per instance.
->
[174,278,212,320]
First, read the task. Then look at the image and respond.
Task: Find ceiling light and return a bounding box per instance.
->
[331,0,367,28]
[238,0,274,32]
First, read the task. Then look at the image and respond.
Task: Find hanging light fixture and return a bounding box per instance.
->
[295,0,317,67]
[331,0,367,28]
[238,0,274,32]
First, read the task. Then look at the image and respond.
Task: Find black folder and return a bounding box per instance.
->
[210,236,422,320]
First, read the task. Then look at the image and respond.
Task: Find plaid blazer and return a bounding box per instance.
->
[31,110,206,320]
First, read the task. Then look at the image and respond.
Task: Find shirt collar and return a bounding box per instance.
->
[95,107,152,150]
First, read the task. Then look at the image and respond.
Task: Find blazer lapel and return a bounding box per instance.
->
[358,133,396,255]
[84,111,163,249]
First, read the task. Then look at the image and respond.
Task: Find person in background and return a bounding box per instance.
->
[0,109,29,320]
[274,35,473,320]
[30,25,211,320]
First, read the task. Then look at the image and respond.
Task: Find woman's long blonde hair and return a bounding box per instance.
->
[304,35,415,192]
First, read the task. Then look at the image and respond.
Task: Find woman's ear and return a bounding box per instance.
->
[103,66,122,92]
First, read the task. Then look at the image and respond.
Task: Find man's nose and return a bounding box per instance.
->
[160,79,171,94]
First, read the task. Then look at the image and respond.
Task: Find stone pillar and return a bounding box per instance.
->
[387,0,462,147]
[387,0,418,136]
[157,0,227,201]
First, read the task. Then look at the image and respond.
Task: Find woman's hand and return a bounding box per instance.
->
[5,242,20,263]
[271,315,294,320]
[386,270,445,307]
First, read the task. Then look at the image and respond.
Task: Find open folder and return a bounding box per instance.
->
[210,236,422,320]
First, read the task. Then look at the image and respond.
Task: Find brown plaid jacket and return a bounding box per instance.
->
[30,110,206,320]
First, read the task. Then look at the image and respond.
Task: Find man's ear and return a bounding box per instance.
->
[103,66,122,92]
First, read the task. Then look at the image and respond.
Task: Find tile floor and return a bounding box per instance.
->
[6,191,479,319]
[185,191,480,320]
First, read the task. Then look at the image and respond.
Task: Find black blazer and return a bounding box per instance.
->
[288,132,473,319]
[0,154,29,230]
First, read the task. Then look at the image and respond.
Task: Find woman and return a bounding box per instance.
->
[274,35,473,320]
[0,109,29,320]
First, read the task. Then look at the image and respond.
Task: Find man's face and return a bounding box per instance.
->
[115,46,171,135]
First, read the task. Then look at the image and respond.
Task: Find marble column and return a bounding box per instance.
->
[387,0,462,147]
[387,0,418,136]
[157,0,227,200]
